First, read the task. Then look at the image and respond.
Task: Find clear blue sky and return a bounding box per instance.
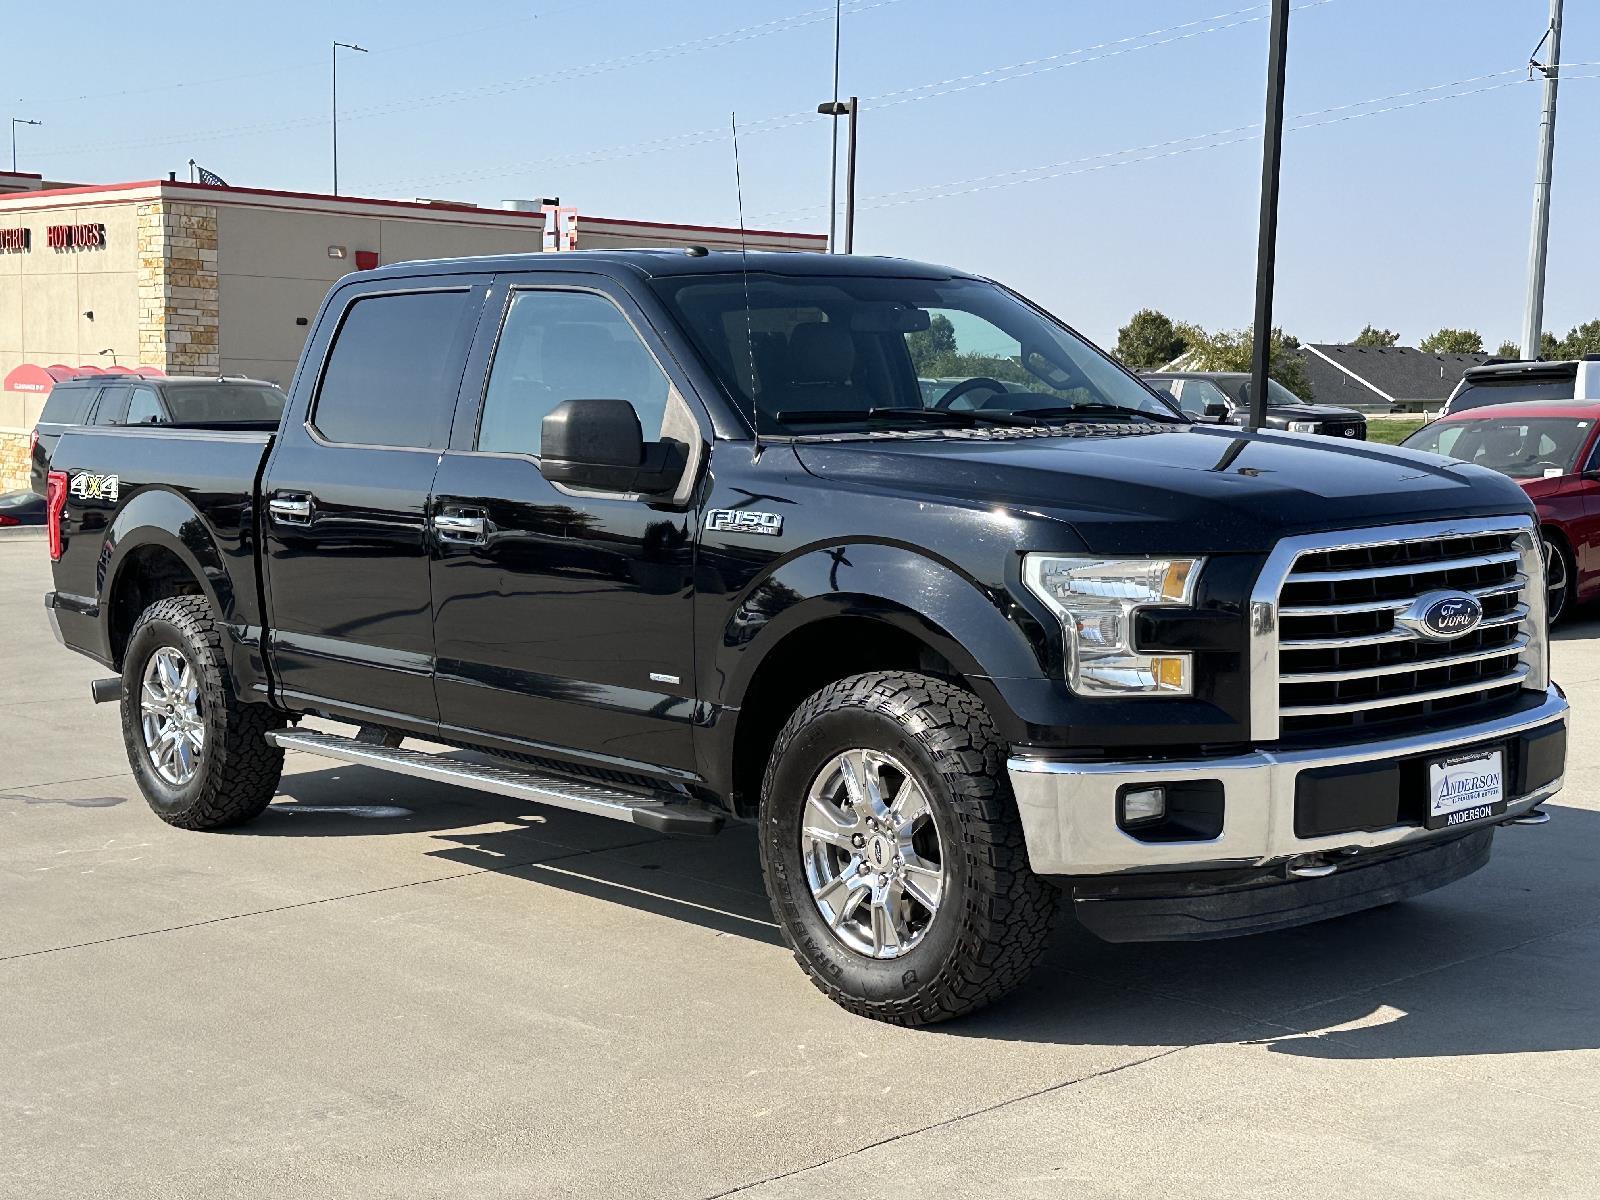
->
[11,0,1598,347]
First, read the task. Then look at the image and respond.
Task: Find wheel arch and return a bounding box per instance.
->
[102,490,235,669]
[708,543,1047,815]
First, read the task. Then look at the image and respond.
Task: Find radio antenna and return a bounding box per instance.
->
[732,110,762,456]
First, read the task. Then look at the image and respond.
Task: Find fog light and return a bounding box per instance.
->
[1121,786,1167,826]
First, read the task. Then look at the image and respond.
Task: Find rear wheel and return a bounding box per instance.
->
[120,595,284,829]
[759,671,1056,1025]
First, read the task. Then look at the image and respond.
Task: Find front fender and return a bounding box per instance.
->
[713,540,1051,738]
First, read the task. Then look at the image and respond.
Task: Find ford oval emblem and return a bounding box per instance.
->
[1396,590,1484,642]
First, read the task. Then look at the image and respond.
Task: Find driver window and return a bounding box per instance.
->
[477,289,671,456]
[126,387,165,424]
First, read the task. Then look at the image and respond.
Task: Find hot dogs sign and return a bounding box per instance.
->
[0,223,107,253]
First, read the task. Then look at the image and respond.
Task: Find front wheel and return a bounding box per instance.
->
[120,595,285,829]
[758,671,1056,1025]
[1544,534,1574,624]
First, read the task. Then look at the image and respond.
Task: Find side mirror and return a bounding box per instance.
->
[1203,400,1230,420]
[540,398,685,495]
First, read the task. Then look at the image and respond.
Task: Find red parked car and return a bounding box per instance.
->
[1404,400,1600,621]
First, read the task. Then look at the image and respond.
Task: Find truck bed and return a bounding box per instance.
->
[46,424,274,682]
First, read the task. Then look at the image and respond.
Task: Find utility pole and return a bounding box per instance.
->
[1247,0,1291,433]
[826,0,842,252]
[1521,0,1563,360]
[816,98,859,253]
[10,118,42,173]
[332,40,367,195]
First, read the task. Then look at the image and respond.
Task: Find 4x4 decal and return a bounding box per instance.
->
[69,472,120,503]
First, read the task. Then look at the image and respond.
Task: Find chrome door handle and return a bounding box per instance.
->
[433,512,487,541]
[268,496,313,525]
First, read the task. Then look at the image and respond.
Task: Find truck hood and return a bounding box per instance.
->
[792,424,1534,554]
[1262,402,1363,420]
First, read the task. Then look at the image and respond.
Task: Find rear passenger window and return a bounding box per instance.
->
[476,289,671,457]
[40,385,98,425]
[313,290,469,449]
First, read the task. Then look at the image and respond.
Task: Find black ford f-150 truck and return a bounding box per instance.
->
[42,250,1567,1025]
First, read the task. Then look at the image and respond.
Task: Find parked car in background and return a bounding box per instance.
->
[0,489,46,527]
[1441,358,1600,418]
[1144,370,1368,439]
[30,375,284,494]
[1403,400,1600,621]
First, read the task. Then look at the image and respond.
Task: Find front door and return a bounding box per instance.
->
[262,281,487,727]
[429,277,704,778]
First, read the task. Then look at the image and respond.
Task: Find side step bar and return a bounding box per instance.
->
[266,730,723,836]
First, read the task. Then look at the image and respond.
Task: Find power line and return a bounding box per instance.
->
[19,1,598,108]
[36,0,909,161]
[759,67,1586,217]
[369,1,1332,193]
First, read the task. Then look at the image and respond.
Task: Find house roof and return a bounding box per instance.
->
[1300,344,1490,407]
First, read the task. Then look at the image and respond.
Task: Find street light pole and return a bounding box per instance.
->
[1521,0,1564,360]
[1247,0,1291,434]
[10,118,42,174]
[332,40,367,196]
[816,98,859,253]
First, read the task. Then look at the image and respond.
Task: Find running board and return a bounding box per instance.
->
[266,730,723,835]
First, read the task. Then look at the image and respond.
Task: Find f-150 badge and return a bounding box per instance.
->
[69,472,119,503]
[706,509,782,536]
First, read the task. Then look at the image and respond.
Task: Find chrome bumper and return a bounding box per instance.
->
[1008,685,1567,876]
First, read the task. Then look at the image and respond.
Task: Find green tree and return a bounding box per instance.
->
[906,313,957,369]
[1418,328,1484,354]
[1114,308,1191,370]
[1556,320,1600,358]
[1494,339,1521,359]
[1182,326,1315,401]
[1541,331,1561,359]
[1352,325,1400,348]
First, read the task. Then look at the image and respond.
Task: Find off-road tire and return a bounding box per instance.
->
[759,671,1056,1025]
[120,595,284,829]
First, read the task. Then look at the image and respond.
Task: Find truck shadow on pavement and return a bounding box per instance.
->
[248,763,1597,1061]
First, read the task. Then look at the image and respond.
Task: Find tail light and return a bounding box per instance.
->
[0,515,17,527]
[46,470,68,561]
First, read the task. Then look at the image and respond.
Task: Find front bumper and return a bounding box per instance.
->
[1008,684,1567,876]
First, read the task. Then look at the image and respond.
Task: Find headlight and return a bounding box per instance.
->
[1021,556,1203,696]
[1288,420,1318,433]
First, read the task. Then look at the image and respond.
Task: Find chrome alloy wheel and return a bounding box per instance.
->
[800,748,945,960]
[139,646,204,785]
[1545,536,1569,621]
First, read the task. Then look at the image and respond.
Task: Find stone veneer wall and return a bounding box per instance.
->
[137,200,219,373]
[0,431,28,491]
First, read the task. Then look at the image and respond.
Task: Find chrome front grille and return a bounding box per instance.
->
[1250,518,1549,741]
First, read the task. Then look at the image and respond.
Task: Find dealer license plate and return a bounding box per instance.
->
[1426,749,1506,830]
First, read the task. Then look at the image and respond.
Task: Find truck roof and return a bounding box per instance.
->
[365,249,972,282]
[1433,398,1600,422]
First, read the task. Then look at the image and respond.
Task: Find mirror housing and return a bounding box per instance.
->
[1203,400,1230,420]
[540,398,685,495]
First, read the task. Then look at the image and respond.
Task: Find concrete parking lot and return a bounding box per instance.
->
[3,530,1596,1199]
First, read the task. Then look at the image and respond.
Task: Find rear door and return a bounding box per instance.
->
[427,272,706,776]
[261,276,489,728]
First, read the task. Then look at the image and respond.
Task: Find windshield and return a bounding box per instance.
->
[651,274,1180,433]
[1450,378,1573,412]
[160,383,285,424]
[1404,415,1593,479]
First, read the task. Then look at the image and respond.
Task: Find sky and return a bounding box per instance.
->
[9,0,1599,348]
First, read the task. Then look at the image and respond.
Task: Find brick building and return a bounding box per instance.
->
[0,173,823,489]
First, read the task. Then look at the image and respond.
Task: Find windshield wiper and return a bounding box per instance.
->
[995,404,1183,424]
[776,407,983,428]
